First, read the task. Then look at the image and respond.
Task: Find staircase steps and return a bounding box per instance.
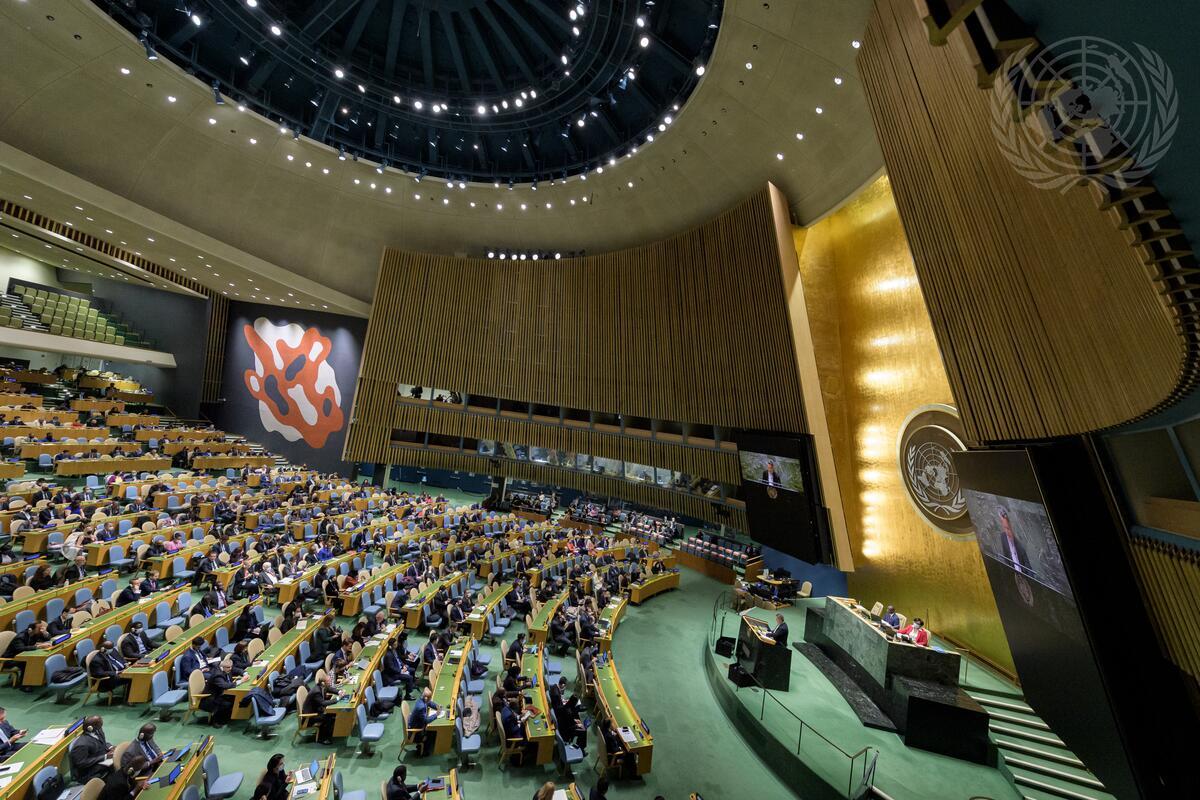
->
[963,685,1113,800]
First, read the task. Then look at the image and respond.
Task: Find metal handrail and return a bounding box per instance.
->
[709,590,878,799]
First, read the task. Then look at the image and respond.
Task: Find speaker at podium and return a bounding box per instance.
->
[735,613,792,691]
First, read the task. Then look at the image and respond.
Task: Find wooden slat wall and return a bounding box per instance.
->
[0,198,230,404]
[382,404,742,484]
[347,187,804,443]
[1129,535,1200,682]
[388,445,748,530]
[857,0,1185,443]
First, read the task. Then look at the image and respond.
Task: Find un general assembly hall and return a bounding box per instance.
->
[0,0,1198,799]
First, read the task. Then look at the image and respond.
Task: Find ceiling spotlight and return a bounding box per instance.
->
[834,76,843,85]
[514,98,523,107]
[357,83,366,93]
[239,55,250,66]
[695,65,705,76]
[413,193,420,200]
[477,104,486,114]
[852,40,861,49]
[815,106,824,114]
[501,100,509,109]
[334,67,345,79]
[487,251,495,258]
[246,0,257,6]
[795,132,805,140]
[745,62,753,70]
[269,23,282,36]
[530,90,537,98]
[211,81,225,105]
[626,181,633,188]
[393,95,401,104]
[338,146,347,160]
[776,153,784,160]
[572,26,580,36]
[237,103,246,112]
[639,36,649,48]
[119,67,131,75]
[279,124,288,134]
[191,12,202,26]
[140,33,158,61]
[414,100,424,110]
[376,161,386,174]
[167,95,177,103]
[442,198,449,205]
[576,4,585,16]
[576,118,585,127]
[458,181,466,189]
[636,16,646,27]
[208,117,217,125]
[569,9,577,21]
[555,252,562,259]
[561,55,569,65]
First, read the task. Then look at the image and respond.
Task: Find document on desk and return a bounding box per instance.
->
[618,726,639,745]
[552,791,568,800]
[32,727,67,745]
[0,762,25,776]
[293,781,318,796]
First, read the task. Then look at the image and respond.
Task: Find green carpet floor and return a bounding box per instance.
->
[1,479,1021,799]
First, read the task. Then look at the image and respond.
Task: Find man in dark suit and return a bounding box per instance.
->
[121,723,164,772]
[115,578,143,607]
[0,706,27,759]
[88,639,129,698]
[200,660,236,726]
[120,621,153,662]
[407,687,440,756]
[768,613,789,645]
[178,638,210,681]
[303,674,340,745]
[69,716,114,782]
[57,554,88,585]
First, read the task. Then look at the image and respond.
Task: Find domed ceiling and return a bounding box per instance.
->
[101,0,720,183]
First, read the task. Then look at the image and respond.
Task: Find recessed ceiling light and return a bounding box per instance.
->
[469,201,476,208]
[834,76,843,85]
[795,132,805,140]
[414,100,423,110]
[695,65,705,76]
[636,16,646,27]
[322,168,329,174]
[852,40,861,49]
[815,107,824,114]
[745,62,753,70]
[384,187,391,193]
[119,67,131,75]
[414,193,420,200]
[393,95,401,104]
[246,0,257,6]
[286,154,294,161]
[776,153,784,160]
[208,117,216,125]
[639,36,649,48]
[270,24,282,36]
[334,67,345,79]
[249,137,257,144]
[496,203,503,211]
[442,198,449,205]
[167,95,177,103]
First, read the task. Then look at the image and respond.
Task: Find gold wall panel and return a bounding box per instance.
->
[857,0,1185,443]
[1129,535,1200,683]
[795,175,1014,674]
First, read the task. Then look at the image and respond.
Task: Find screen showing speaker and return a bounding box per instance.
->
[735,431,825,562]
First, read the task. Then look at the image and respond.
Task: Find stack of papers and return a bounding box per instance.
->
[32,728,66,745]
[619,726,639,744]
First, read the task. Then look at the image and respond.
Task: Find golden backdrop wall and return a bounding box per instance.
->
[793,175,1014,675]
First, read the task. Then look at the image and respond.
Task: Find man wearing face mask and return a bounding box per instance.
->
[69,715,115,782]
[88,638,130,699]
[121,723,164,772]
[120,621,153,662]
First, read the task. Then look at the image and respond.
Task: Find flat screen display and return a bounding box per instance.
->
[966,490,1075,602]
[735,432,825,563]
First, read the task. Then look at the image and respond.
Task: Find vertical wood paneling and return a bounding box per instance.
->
[1130,536,1200,681]
[858,0,1185,442]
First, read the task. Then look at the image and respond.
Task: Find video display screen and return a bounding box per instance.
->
[966,490,1075,603]
[735,432,825,563]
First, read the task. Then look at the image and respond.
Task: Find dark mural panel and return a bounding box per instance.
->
[212,302,366,474]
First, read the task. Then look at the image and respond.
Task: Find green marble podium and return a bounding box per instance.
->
[821,597,961,690]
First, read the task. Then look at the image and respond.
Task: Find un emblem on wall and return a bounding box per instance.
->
[897,404,973,538]
[989,36,1178,192]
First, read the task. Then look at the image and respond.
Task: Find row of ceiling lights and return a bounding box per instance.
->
[12,193,330,309]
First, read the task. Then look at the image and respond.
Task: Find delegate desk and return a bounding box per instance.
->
[426,638,471,754]
[71,398,123,412]
[56,456,172,476]
[230,611,333,720]
[275,552,357,606]
[327,626,402,737]
[124,598,257,702]
[0,408,66,423]
[107,413,160,426]
[1,719,84,800]
[594,653,654,775]
[89,521,214,570]
[80,375,140,392]
[136,737,214,800]
[629,570,680,605]
[736,614,792,691]
[340,562,407,617]
[0,461,23,479]
[210,542,308,590]
[193,455,275,470]
[0,574,104,632]
[136,428,223,442]
[0,392,42,405]
[400,571,464,629]
[16,585,188,686]
[287,755,335,800]
[5,425,108,440]
[597,597,627,653]
[0,555,45,580]
[161,441,248,456]
[806,597,988,762]
[465,582,512,640]
[20,441,126,458]
[519,643,556,764]
[528,590,568,645]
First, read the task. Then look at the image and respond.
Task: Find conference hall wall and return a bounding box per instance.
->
[343,187,843,541]
[211,301,366,474]
[791,175,1014,675]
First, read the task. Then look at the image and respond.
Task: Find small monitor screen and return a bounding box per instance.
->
[966,490,1074,603]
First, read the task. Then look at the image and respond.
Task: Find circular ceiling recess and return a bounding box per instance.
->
[99,0,722,184]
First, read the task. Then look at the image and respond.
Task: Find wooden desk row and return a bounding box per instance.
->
[339,561,408,618]
[193,455,275,470]
[465,582,513,639]
[20,441,130,458]
[71,398,123,412]
[327,625,404,737]
[16,585,189,686]
[0,392,42,405]
[400,571,465,629]
[0,574,106,631]
[135,428,223,442]
[528,590,569,645]
[594,651,654,775]
[274,551,359,606]
[629,571,681,605]
[2,425,108,440]
[79,375,141,392]
[0,407,67,423]
[55,456,172,476]
[426,637,472,754]
[107,413,161,426]
[230,611,334,720]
